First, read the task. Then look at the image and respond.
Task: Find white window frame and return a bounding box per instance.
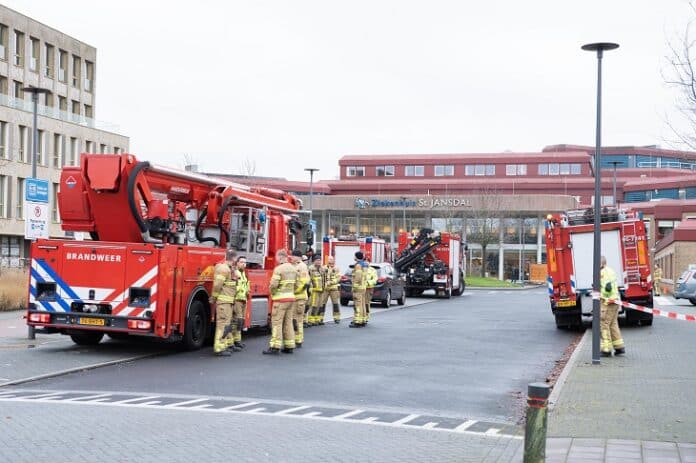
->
[435,165,454,176]
[405,165,424,176]
[0,175,6,218]
[347,165,365,177]
[376,165,394,176]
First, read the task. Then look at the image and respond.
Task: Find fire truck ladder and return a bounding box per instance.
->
[394,228,442,272]
[622,221,640,286]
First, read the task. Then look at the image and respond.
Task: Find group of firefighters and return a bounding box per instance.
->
[209,248,379,356]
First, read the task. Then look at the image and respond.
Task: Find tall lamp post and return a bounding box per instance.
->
[582,41,619,365]
[609,160,621,205]
[304,168,319,252]
[22,86,52,179]
[22,86,51,341]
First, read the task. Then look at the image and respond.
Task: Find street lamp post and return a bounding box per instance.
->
[22,86,52,179]
[22,86,51,341]
[582,41,619,365]
[609,161,621,205]
[304,168,319,252]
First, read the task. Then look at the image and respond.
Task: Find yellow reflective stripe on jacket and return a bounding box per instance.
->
[272,278,296,300]
[235,272,249,301]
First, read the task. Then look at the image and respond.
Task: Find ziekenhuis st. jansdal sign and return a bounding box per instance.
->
[354,197,472,209]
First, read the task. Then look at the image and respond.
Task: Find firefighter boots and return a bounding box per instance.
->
[262,347,280,355]
[281,347,294,354]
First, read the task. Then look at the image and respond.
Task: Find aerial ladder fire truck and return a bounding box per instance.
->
[26,153,304,348]
[544,207,654,329]
[394,228,466,298]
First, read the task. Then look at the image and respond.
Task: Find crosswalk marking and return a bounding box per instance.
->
[0,389,521,438]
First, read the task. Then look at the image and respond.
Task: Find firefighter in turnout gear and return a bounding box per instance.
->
[232,256,249,350]
[264,249,300,355]
[600,256,625,357]
[350,251,367,328]
[653,264,662,296]
[364,256,378,323]
[308,255,326,326]
[323,256,342,323]
[291,249,310,347]
[210,248,239,356]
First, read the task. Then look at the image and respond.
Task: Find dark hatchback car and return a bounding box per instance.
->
[339,263,406,308]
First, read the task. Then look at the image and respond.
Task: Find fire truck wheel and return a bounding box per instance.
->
[70,332,104,346]
[382,290,392,308]
[689,298,696,306]
[452,276,465,296]
[183,300,208,350]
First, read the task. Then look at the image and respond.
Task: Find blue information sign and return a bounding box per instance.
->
[25,178,49,203]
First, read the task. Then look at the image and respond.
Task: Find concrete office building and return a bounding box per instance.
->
[0,5,129,267]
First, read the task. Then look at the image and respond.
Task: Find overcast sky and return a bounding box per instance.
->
[4,0,692,180]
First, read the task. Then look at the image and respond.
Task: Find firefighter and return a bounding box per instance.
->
[323,256,342,323]
[291,249,310,347]
[350,251,367,328]
[263,249,299,355]
[600,255,625,357]
[364,256,378,323]
[210,248,238,356]
[308,255,326,326]
[232,256,249,350]
[653,264,662,296]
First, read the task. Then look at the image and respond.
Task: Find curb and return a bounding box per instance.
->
[0,352,166,388]
[548,330,588,411]
[466,285,544,291]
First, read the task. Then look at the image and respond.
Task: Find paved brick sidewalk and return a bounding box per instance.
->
[547,301,696,461]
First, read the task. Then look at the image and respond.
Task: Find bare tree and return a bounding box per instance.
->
[463,187,504,277]
[238,157,256,177]
[664,1,696,149]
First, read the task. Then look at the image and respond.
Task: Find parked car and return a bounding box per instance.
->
[674,269,696,305]
[339,263,406,308]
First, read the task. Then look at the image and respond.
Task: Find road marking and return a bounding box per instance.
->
[112,396,160,404]
[221,401,259,411]
[454,420,477,432]
[164,398,208,408]
[0,390,521,439]
[276,405,310,415]
[333,409,364,419]
[392,414,419,425]
[65,394,111,402]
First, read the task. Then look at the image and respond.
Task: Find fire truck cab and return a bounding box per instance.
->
[544,207,654,329]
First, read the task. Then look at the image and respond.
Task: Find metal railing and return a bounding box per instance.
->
[0,93,120,133]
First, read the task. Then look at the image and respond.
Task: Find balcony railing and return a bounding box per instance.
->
[0,93,120,132]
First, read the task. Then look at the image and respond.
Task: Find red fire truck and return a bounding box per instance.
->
[544,208,654,329]
[321,236,389,271]
[26,154,304,348]
[394,228,466,298]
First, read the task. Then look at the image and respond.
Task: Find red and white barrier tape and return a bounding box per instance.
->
[607,298,696,322]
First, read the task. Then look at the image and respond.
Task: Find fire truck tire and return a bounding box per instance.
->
[452,276,465,296]
[382,290,392,308]
[183,300,208,350]
[689,298,696,306]
[70,332,104,345]
[554,313,582,330]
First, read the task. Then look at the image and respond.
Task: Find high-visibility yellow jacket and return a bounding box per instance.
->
[293,261,310,300]
[365,266,378,289]
[600,265,620,303]
[270,262,298,302]
[309,264,325,293]
[325,265,341,290]
[235,270,249,301]
[212,262,237,304]
[352,264,366,291]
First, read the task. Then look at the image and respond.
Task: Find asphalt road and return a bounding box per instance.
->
[7,288,575,424]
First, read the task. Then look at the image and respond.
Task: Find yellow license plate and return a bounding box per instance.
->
[78,317,105,326]
[557,300,576,307]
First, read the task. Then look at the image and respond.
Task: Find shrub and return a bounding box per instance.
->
[0,268,28,311]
